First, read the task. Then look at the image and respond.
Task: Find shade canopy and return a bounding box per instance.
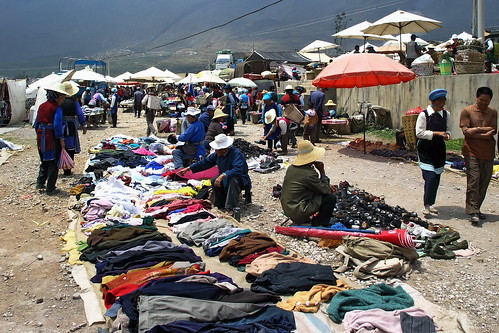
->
[130,67,177,82]
[227,77,258,88]
[196,70,226,84]
[72,66,106,81]
[362,10,442,52]
[114,71,133,82]
[333,21,397,41]
[362,10,442,36]
[177,73,199,84]
[312,53,416,89]
[299,40,339,53]
[377,34,429,53]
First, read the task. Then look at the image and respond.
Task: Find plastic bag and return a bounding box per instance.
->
[58,149,75,169]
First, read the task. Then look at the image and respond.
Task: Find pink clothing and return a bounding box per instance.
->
[132,147,157,156]
[343,307,432,333]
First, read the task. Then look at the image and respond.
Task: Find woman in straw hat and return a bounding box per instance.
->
[324,99,337,118]
[280,140,336,227]
[35,81,77,195]
[60,81,87,176]
[203,107,229,151]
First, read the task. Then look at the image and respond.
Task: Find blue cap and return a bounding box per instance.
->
[262,93,272,101]
[111,88,117,93]
[429,89,447,101]
[223,84,232,90]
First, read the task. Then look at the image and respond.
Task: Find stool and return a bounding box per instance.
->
[280,211,292,226]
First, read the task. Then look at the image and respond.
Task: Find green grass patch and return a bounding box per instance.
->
[445,138,463,153]
[365,127,397,143]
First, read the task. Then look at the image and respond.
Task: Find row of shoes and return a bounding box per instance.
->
[234,138,277,159]
[254,157,282,174]
[423,231,468,259]
[329,182,429,231]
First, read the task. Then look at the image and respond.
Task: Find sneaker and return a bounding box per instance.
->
[429,206,439,214]
[422,207,431,215]
[469,213,480,224]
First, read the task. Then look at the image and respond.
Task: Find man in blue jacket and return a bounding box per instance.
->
[172,107,206,169]
[178,134,251,211]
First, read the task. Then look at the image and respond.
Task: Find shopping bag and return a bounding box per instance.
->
[58,149,75,169]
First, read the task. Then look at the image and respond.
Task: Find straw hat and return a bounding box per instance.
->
[427,44,436,49]
[292,140,325,166]
[45,81,79,96]
[212,108,228,120]
[210,134,234,150]
[325,99,336,106]
[264,109,276,124]
[185,107,201,116]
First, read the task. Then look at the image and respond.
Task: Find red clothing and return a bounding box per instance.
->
[281,93,300,106]
[36,100,59,124]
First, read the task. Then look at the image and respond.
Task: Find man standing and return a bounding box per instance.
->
[133,87,144,118]
[310,87,327,142]
[178,134,251,211]
[459,87,497,224]
[405,34,421,68]
[141,85,161,136]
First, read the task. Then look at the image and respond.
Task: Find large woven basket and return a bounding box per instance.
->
[411,63,434,76]
[455,61,484,74]
[402,114,419,148]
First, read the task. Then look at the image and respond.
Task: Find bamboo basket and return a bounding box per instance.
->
[454,61,484,74]
[402,114,419,148]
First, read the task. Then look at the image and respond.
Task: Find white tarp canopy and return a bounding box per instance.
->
[72,66,106,82]
[435,31,474,51]
[3,79,27,125]
[130,67,178,82]
[300,52,334,62]
[26,73,65,99]
[114,71,133,82]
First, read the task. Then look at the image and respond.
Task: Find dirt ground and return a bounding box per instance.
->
[0,110,497,332]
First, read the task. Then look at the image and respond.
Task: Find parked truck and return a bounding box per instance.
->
[215,50,234,70]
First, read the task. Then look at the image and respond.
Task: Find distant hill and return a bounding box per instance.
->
[1,0,497,77]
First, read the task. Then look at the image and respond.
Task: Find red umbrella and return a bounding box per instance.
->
[313,53,416,88]
[313,53,416,154]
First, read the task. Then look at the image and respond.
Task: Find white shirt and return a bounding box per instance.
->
[415,105,451,140]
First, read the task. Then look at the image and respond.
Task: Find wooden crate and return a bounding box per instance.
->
[402,114,419,148]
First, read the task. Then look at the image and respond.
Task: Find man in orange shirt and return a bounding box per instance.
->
[459,87,497,224]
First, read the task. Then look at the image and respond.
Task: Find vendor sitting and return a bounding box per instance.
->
[172,107,206,169]
[325,99,337,118]
[281,140,336,227]
[178,134,251,211]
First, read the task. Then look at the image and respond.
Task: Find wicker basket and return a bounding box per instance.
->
[411,63,434,76]
[454,61,484,74]
[402,114,419,148]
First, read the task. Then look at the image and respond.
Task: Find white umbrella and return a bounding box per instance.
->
[72,66,106,81]
[299,40,338,63]
[333,21,397,51]
[435,31,474,51]
[162,68,181,80]
[105,75,117,83]
[377,34,429,53]
[114,71,133,82]
[130,66,175,82]
[227,77,258,88]
[300,52,334,63]
[177,73,198,84]
[196,70,226,84]
[362,10,442,52]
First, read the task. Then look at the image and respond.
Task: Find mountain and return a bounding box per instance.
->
[1,0,497,77]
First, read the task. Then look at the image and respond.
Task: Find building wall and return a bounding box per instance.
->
[335,74,498,138]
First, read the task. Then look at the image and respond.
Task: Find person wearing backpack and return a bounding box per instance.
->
[238,89,250,124]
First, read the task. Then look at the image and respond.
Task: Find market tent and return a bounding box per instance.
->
[162,68,181,80]
[177,73,198,84]
[72,66,106,82]
[227,77,258,88]
[26,73,64,98]
[1,78,27,125]
[435,31,474,51]
[114,72,133,82]
[195,71,226,84]
[130,67,176,82]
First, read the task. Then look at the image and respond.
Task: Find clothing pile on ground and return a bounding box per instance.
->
[62,134,475,332]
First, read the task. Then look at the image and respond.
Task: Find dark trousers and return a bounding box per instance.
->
[280,132,289,153]
[110,113,117,127]
[422,170,441,206]
[145,109,157,136]
[134,103,142,117]
[311,193,337,227]
[37,146,61,191]
[239,108,248,124]
[303,126,318,145]
[464,156,493,215]
[212,176,243,210]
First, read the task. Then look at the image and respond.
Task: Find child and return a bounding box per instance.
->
[303,102,318,145]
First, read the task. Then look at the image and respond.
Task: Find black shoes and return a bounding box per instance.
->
[469,213,480,224]
[46,189,60,196]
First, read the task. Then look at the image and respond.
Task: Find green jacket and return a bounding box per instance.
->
[280,164,331,223]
